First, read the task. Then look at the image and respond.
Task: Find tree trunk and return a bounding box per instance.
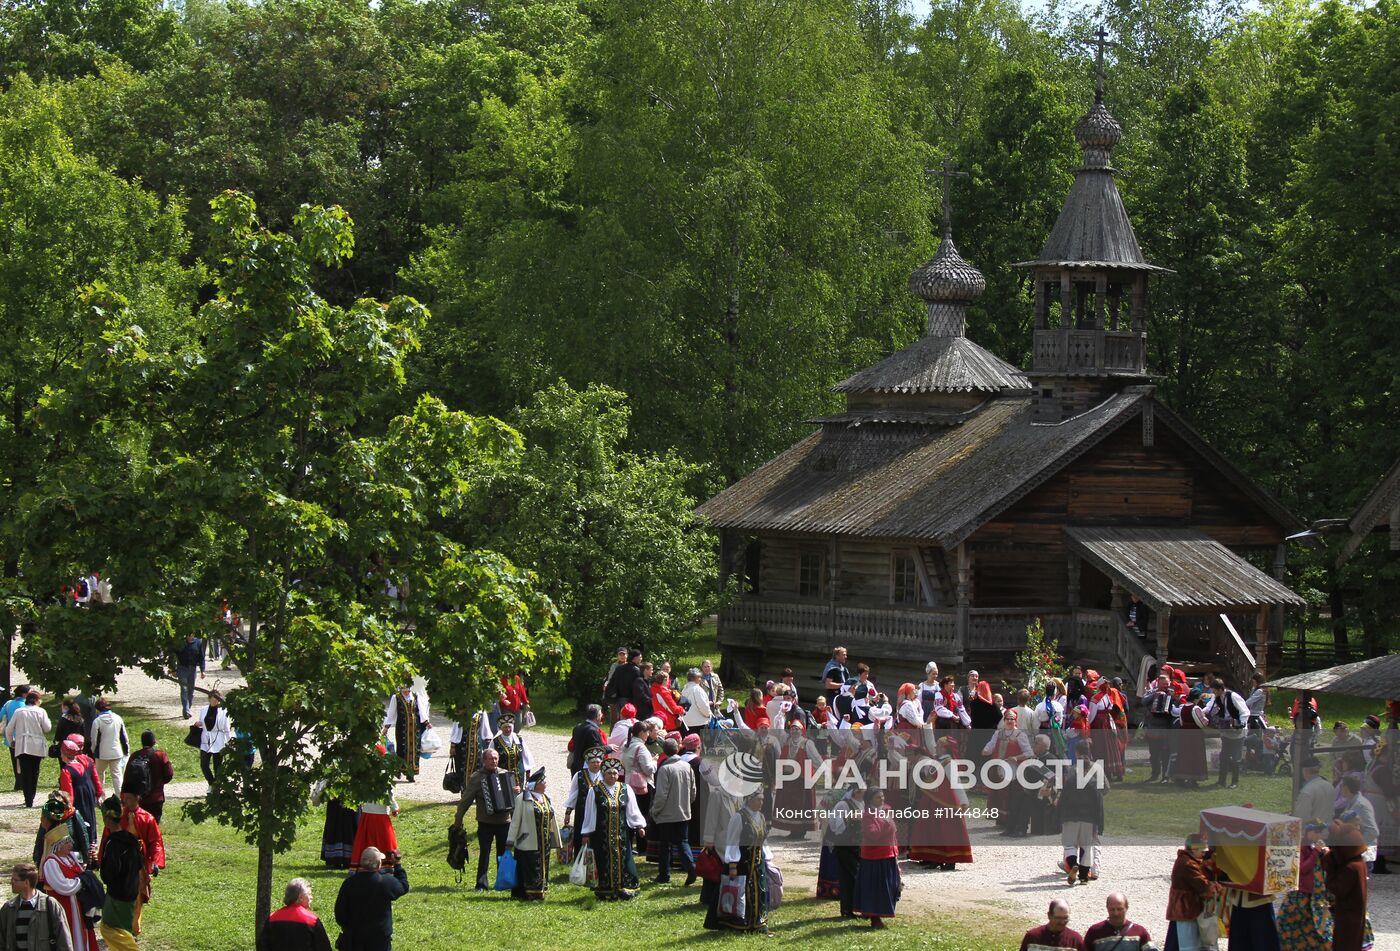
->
[254,758,278,939]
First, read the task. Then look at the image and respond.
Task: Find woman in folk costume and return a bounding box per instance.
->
[42,833,97,951]
[981,708,1032,820]
[1086,676,1125,782]
[311,777,358,869]
[852,787,900,929]
[56,736,102,844]
[909,735,973,870]
[381,681,430,781]
[349,746,399,866]
[507,768,561,901]
[931,675,971,739]
[491,714,535,789]
[1037,679,1068,758]
[580,757,645,900]
[449,710,491,780]
[1276,821,1333,951]
[34,793,91,883]
[771,720,820,839]
[563,745,607,860]
[704,761,772,935]
[1360,702,1398,875]
[1173,699,1210,785]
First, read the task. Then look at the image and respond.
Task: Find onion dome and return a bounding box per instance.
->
[1074,101,1122,169]
[909,234,987,306]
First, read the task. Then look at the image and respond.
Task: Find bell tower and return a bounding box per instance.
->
[1016,28,1168,423]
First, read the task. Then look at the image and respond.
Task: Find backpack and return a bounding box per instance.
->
[77,577,91,599]
[124,751,153,797]
[99,829,144,903]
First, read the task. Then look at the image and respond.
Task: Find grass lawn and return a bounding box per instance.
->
[1265,689,1386,729]
[128,801,1018,951]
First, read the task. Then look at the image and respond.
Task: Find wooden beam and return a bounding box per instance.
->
[1255,607,1270,680]
[955,542,971,653]
[1156,609,1171,663]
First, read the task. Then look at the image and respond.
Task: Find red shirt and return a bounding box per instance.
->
[1020,924,1086,950]
[859,807,898,860]
[651,684,684,731]
[59,754,104,802]
[101,805,165,870]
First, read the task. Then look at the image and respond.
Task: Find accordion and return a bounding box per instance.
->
[482,770,515,817]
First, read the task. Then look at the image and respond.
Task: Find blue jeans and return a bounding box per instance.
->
[656,820,696,881]
[177,665,198,715]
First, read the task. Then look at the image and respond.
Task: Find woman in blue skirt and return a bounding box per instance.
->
[853,788,900,929]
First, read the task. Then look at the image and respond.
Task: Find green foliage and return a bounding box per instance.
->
[412,0,933,478]
[1016,617,1071,695]
[481,381,717,702]
[0,0,186,82]
[18,193,566,930]
[0,74,196,655]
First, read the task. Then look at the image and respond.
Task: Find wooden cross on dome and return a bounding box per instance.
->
[934,158,968,238]
[1081,26,1119,103]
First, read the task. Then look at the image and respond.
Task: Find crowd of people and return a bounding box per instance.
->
[292,643,1395,950]
[0,635,1394,951]
[0,683,169,951]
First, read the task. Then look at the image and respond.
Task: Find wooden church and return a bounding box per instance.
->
[697,75,1306,689]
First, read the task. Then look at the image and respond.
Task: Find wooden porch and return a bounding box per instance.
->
[717,598,1149,675]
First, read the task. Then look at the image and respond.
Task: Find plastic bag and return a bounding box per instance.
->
[522,708,537,729]
[766,862,783,909]
[419,725,442,755]
[718,874,747,921]
[570,846,591,886]
[494,849,517,891]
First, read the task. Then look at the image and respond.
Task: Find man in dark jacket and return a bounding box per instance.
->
[334,847,409,951]
[568,705,605,775]
[606,651,646,718]
[260,878,333,951]
[122,730,175,823]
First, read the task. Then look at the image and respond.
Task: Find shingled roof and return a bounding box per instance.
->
[833,335,1030,395]
[696,390,1148,544]
[1065,526,1305,612]
[1014,100,1167,272]
[697,389,1304,545]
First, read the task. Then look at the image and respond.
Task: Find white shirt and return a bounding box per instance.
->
[681,682,713,729]
[721,807,774,864]
[608,718,635,750]
[198,705,232,753]
[4,705,51,758]
[382,689,430,730]
[564,768,602,810]
[580,781,645,834]
[933,693,971,727]
[493,731,536,773]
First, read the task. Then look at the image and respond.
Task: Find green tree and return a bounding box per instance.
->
[0,75,196,667]
[415,0,933,478]
[18,193,566,935]
[482,382,717,701]
[0,0,185,82]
